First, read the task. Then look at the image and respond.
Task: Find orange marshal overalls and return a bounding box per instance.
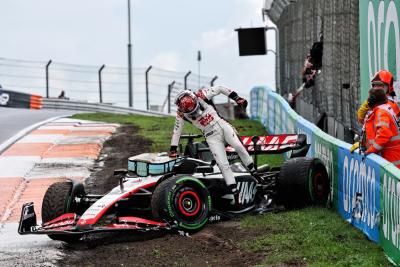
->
[364,103,400,168]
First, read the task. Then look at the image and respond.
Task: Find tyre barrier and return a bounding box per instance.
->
[0,90,42,110]
[250,86,400,266]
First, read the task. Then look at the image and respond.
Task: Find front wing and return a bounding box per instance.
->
[18,202,170,236]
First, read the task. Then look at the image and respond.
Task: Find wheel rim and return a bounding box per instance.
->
[313,172,325,198]
[178,190,201,217]
[172,185,208,224]
[311,166,329,203]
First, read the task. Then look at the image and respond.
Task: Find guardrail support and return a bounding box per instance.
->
[168,81,175,114]
[184,71,191,90]
[98,64,106,103]
[145,65,152,110]
[45,60,52,98]
[210,76,218,86]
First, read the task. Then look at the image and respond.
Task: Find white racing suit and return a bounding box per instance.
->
[171,86,254,187]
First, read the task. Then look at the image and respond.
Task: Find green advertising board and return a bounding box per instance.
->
[360,0,400,101]
[313,131,339,206]
[380,164,400,265]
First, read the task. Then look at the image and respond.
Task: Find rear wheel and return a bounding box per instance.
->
[41,181,84,243]
[151,176,211,232]
[277,157,329,208]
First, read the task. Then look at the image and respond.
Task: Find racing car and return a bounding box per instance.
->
[18,133,330,243]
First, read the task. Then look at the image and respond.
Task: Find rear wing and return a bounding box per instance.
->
[226,134,308,154]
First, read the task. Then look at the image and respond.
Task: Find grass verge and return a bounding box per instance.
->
[71,112,391,266]
[72,112,283,167]
[241,207,391,266]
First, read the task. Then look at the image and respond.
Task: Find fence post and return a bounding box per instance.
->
[46,60,52,98]
[184,71,191,90]
[210,75,218,86]
[145,65,152,110]
[98,64,106,103]
[127,0,133,107]
[168,81,175,114]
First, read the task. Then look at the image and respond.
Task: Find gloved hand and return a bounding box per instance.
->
[169,146,178,158]
[357,100,369,123]
[349,142,360,153]
[235,97,248,109]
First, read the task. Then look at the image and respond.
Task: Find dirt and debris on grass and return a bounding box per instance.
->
[62,221,263,267]
[84,124,151,194]
[60,123,263,267]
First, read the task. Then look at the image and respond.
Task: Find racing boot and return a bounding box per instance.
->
[247,163,266,184]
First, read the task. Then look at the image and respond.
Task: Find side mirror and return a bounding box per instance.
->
[195,166,214,174]
[114,169,128,176]
[114,169,128,191]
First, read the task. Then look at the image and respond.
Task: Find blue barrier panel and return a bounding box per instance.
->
[296,118,316,157]
[337,147,381,242]
[261,88,269,127]
[267,94,275,134]
[250,88,259,120]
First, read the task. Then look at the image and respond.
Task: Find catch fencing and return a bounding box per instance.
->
[0,57,217,113]
[251,86,400,266]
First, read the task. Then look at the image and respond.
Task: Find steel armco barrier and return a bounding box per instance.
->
[42,98,170,117]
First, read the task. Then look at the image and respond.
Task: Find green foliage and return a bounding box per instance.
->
[241,207,392,266]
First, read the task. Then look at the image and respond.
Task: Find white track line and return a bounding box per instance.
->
[0,179,28,229]
[0,115,66,155]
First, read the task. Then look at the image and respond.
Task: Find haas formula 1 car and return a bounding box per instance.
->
[18,133,330,243]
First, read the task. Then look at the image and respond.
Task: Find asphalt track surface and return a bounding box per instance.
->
[0,107,75,145]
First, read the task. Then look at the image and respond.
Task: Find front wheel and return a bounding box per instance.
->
[41,181,85,243]
[151,176,211,232]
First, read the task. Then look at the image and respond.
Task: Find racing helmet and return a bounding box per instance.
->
[371,70,394,94]
[175,90,199,114]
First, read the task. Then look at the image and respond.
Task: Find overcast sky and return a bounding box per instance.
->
[0,0,276,108]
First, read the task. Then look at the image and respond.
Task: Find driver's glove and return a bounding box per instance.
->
[235,97,248,109]
[228,92,248,109]
[169,146,178,158]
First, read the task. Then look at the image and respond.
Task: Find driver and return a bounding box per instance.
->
[169,86,264,206]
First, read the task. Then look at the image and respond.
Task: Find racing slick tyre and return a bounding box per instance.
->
[41,181,84,243]
[277,157,329,208]
[151,176,211,233]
